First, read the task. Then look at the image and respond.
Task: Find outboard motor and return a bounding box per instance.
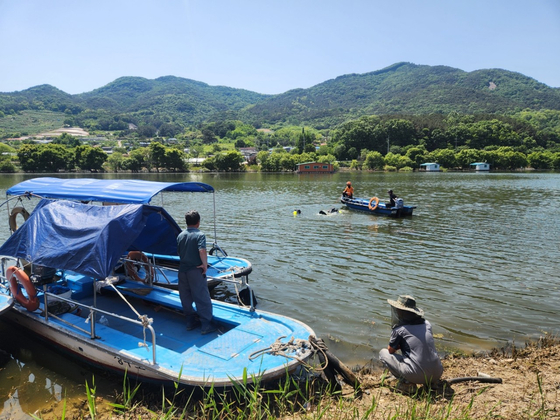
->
[30,264,57,285]
[395,198,404,209]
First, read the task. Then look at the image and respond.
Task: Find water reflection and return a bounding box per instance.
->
[0,320,117,419]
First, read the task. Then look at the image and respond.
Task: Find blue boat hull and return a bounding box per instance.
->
[341,196,416,217]
[1,270,314,388]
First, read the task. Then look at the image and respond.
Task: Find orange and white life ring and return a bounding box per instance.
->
[7,266,39,312]
[368,196,379,211]
[9,207,30,233]
[125,251,154,283]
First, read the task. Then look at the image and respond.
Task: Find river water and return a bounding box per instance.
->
[1,171,559,417]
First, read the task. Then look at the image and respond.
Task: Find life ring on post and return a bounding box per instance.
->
[9,207,30,233]
[7,266,39,312]
[125,251,154,283]
[368,196,379,211]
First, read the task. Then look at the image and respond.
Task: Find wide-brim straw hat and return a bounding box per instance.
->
[387,295,424,317]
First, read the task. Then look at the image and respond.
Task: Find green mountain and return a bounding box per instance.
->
[1,62,559,131]
[241,62,560,128]
[77,76,268,117]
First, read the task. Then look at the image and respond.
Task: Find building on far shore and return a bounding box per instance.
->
[419,162,441,172]
[470,162,490,171]
[296,162,334,173]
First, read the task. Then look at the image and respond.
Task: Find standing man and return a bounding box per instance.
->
[177,210,217,334]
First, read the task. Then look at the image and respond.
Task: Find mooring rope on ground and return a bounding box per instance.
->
[309,335,362,394]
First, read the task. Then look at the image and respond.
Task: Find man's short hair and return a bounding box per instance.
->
[185,210,200,226]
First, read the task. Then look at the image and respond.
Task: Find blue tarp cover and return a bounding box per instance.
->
[6,178,214,204]
[0,199,182,279]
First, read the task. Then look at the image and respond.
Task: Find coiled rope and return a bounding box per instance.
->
[249,335,361,394]
[249,335,312,365]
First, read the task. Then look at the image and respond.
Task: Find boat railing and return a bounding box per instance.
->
[145,258,256,310]
[39,286,157,365]
[126,256,236,287]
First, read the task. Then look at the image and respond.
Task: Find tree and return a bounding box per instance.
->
[201,129,217,144]
[138,125,157,138]
[332,115,385,157]
[53,132,81,147]
[280,154,297,171]
[163,149,187,172]
[429,149,457,169]
[189,145,204,158]
[502,150,528,170]
[106,152,124,172]
[149,141,167,172]
[260,152,282,172]
[123,148,147,172]
[467,120,522,149]
[363,151,384,170]
[212,151,244,171]
[35,144,73,172]
[0,159,16,172]
[551,152,560,170]
[256,151,269,167]
[296,128,314,153]
[17,144,40,172]
[455,149,482,169]
[383,152,400,168]
[159,122,183,138]
[80,146,108,171]
[527,151,552,169]
[385,119,417,148]
[405,146,428,168]
[350,159,361,170]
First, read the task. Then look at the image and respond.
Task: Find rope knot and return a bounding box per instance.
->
[140,315,153,328]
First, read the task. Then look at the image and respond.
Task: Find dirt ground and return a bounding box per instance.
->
[343,336,560,419]
[36,127,89,137]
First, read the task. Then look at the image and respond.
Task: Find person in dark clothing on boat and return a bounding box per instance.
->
[379,295,443,391]
[177,210,217,334]
[386,189,398,207]
[342,181,354,199]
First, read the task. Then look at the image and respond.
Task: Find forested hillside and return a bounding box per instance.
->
[1,62,559,134]
[241,63,560,128]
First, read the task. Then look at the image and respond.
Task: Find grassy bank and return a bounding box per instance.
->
[32,336,559,419]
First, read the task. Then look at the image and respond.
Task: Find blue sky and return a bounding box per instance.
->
[1,0,559,95]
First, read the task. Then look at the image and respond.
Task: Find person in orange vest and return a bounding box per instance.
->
[342,181,354,199]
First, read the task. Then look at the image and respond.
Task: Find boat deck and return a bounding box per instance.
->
[32,280,311,384]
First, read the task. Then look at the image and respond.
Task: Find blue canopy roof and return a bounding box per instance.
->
[0,199,182,279]
[6,178,214,204]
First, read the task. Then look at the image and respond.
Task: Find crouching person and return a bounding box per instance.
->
[379,295,443,391]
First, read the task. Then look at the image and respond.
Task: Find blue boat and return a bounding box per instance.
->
[0,196,315,387]
[5,178,252,292]
[341,195,416,217]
